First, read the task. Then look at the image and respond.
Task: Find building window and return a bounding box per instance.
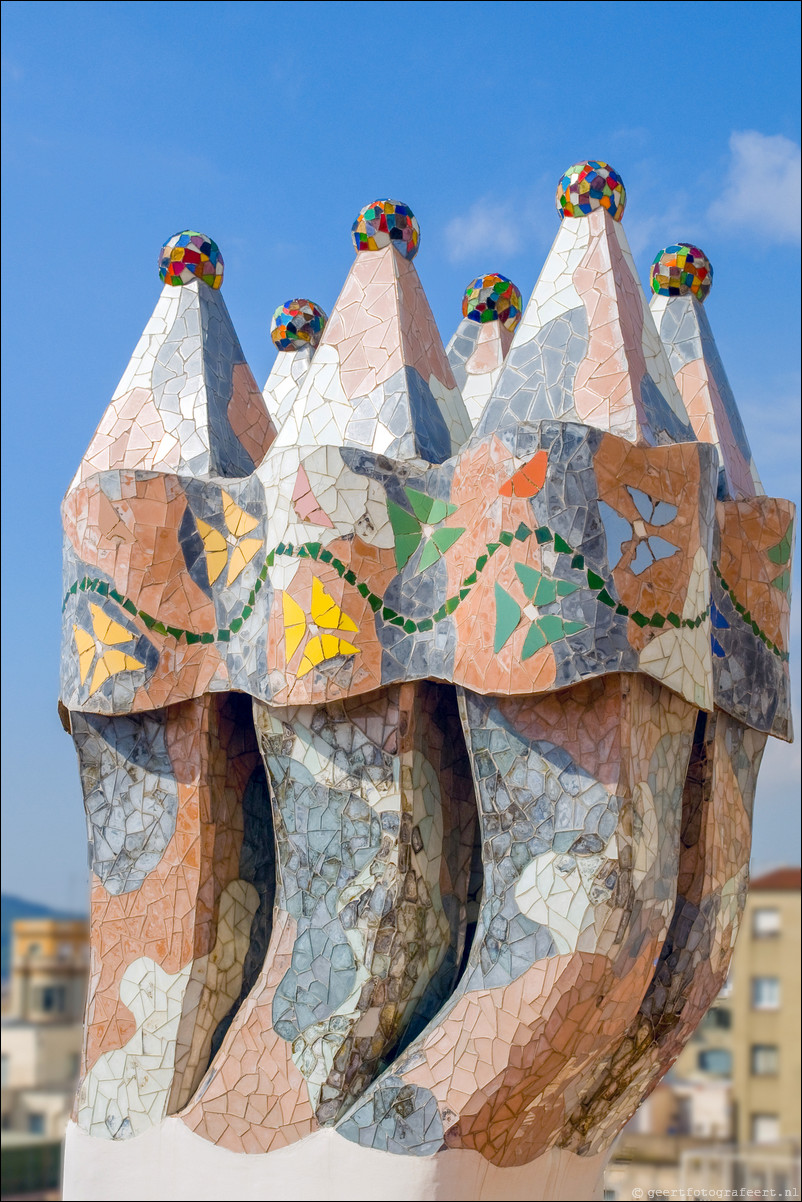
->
[751,1045,780,1076]
[36,985,67,1013]
[697,1048,732,1076]
[751,977,780,1010]
[705,1006,732,1030]
[1,1054,8,1088]
[752,907,781,938]
[751,1113,781,1144]
[27,1113,46,1136]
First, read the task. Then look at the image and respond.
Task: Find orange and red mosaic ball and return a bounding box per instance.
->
[650,243,713,302]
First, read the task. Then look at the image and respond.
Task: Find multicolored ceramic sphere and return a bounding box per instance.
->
[351,199,420,260]
[650,244,713,302]
[462,274,522,331]
[158,231,224,288]
[271,299,328,351]
[556,161,626,222]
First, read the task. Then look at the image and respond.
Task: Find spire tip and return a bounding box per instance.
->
[351,199,420,259]
[556,161,626,222]
[158,231,224,289]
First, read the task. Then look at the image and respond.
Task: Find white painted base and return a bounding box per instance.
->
[63,1119,609,1201]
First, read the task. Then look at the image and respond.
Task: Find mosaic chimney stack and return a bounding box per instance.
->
[62,231,278,1144]
[649,243,763,499]
[61,166,794,1202]
[475,162,694,448]
[446,273,523,427]
[272,199,472,460]
[72,231,275,486]
[263,299,328,432]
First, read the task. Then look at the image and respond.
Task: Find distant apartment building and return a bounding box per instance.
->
[669,865,800,1144]
[606,867,801,1199]
[731,866,801,1147]
[1,917,88,1139]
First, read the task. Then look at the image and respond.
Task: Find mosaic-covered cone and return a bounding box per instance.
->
[446,316,516,429]
[474,208,695,448]
[651,291,762,500]
[272,245,472,462]
[71,280,276,489]
[262,343,316,432]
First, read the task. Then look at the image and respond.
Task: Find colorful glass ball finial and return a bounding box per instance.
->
[271,299,328,352]
[556,161,626,222]
[351,199,420,260]
[462,274,523,332]
[158,231,224,289]
[650,243,713,302]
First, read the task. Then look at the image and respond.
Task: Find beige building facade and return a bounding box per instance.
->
[605,868,800,1200]
[731,867,801,1146]
[1,918,88,1140]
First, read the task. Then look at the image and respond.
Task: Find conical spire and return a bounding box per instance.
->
[272,200,471,462]
[445,273,522,429]
[650,243,762,499]
[262,299,327,431]
[474,162,695,448]
[71,231,275,490]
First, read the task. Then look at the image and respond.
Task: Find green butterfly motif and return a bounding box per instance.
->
[494,563,586,658]
[387,487,465,573]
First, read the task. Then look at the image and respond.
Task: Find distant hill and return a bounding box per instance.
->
[1,894,85,982]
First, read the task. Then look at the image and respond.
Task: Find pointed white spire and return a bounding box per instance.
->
[446,273,521,429]
[650,243,762,498]
[262,299,327,431]
[474,162,695,448]
[71,231,275,491]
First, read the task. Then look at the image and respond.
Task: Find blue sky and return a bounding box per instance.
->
[2,0,799,910]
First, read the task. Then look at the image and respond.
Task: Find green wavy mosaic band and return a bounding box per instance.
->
[62,520,784,659]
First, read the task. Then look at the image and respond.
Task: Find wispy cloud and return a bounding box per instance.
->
[739,374,802,504]
[609,126,651,150]
[621,199,697,260]
[612,130,801,264]
[708,130,801,244]
[444,131,801,275]
[1,56,24,83]
[444,198,525,265]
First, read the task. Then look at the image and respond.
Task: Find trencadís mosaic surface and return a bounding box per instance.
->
[60,167,794,1181]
